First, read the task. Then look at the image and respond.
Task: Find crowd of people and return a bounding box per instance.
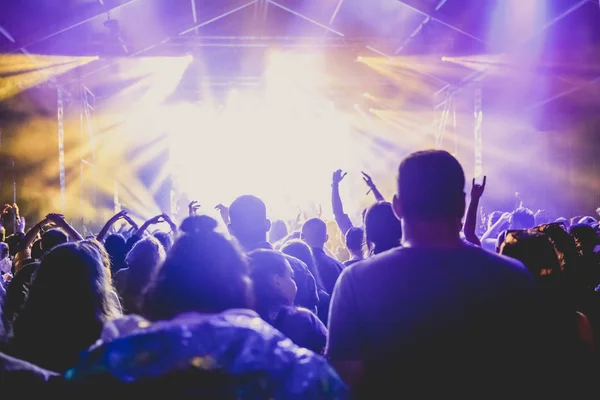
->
[0,149,599,398]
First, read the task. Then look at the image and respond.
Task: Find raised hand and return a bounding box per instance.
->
[471,176,487,200]
[111,210,128,222]
[148,214,165,225]
[189,201,201,217]
[12,203,20,219]
[332,169,347,186]
[361,171,376,189]
[16,216,25,233]
[499,212,512,224]
[215,204,230,224]
[123,214,138,230]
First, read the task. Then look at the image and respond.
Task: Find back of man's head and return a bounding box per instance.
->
[41,229,68,253]
[345,227,364,253]
[396,150,466,221]
[301,218,328,249]
[228,195,269,244]
[510,208,535,230]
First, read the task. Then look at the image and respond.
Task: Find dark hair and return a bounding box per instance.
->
[6,233,24,257]
[30,240,43,260]
[569,223,597,254]
[153,231,173,252]
[247,249,292,318]
[281,240,321,288]
[397,150,465,221]
[511,208,535,230]
[301,218,328,246]
[104,234,127,273]
[364,202,402,255]
[12,242,119,371]
[41,229,68,253]
[500,233,561,288]
[144,216,250,321]
[121,236,166,314]
[345,227,364,252]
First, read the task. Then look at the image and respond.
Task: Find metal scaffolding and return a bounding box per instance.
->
[473,84,483,180]
[57,86,67,211]
[79,84,97,219]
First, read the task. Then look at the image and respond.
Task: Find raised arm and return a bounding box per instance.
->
[97,210,128,242]
[215,204,230,226]
[361,171,385,202]
[464,176,486,246]
[189,201,201,217]
[481,212,512,243]
[46,214,83,242]
[331,170,353,235]
[135,214,165,237]
[13,217,47,272]
[162,213,178,233]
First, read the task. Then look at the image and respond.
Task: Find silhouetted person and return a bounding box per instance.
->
[327,150,538,398]
[228,195,318,312]
[301,218,344,295]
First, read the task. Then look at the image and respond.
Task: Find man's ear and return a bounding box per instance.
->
[392,194,403,221]
[265,219,271,233]
[227,223,234,236]
[325,234,329,243]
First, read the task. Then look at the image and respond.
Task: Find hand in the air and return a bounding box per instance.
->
[332,169,347,186]
[471,176,487,200]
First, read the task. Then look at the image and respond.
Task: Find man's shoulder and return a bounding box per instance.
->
[340,247,405,280]
[342,245,531,281]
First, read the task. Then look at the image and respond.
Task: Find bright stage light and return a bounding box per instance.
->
[165,87,353,219]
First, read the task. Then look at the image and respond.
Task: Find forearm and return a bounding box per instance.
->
[481,220,505,242]
[135,222,151,237]
[14,223,42,272]
[464,199,481,246]
[60,222,83,242]
[97,219,117,242]
[370,186,385,202]
[332,185,346,216]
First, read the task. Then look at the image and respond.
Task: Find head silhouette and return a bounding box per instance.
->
[228,195,271,249]
[394,150,465,222]
[364,202,402,255]
[510,208,535,230]
[41,229,68,254]
[393,150,465,247]
[301,218,328,249]
[345,227,364,256]
[144,216,251,321]
[248,249,297,318]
